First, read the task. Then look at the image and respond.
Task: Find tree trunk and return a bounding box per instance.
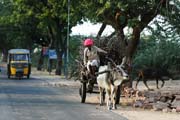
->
[47,59,53,73]
[55,51,63,75]
[126,26,141,61]
[48,18,67,76]
[96,23,106,39]
[55,29,63,75]
[37,49,44,71]
[116,28,126,58]
[47,24,56,73]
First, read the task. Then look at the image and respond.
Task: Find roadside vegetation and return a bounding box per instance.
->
[0,0,179,78]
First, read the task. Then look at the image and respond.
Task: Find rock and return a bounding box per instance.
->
[171,108,177,113]
[143,103,153,109]
[176,106,180,112]
[144,97,155,103]
[133,100,143,108]
[136,90,144,97]
[161,91,172,97]
[171,100,180,108]
[153,101,169,111]
[162,108,171,113]
[130,89,180,112]
[175,95,180,100]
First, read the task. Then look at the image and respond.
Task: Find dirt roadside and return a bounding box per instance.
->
[46,79,180,120]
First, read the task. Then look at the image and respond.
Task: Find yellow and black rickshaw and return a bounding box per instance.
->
[7,49,31,79]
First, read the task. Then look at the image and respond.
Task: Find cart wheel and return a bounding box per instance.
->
[18,77,21,80]
[7,65,11,79]
[8,74,10,79]
[115,85,121,104]
[79,82,86,103]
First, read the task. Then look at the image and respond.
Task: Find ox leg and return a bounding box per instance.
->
[156,78,159,89]
[135,77,140,89]
[99,87,104,106]
[112,86,117,110]
[106,89,111,110]
[143,79,151,90]
[102,89,105,103]
[161,79,165,88]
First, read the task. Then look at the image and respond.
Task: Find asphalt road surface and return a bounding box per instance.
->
[0,70,128,120]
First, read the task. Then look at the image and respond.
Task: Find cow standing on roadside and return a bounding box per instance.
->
[135,68,173,90]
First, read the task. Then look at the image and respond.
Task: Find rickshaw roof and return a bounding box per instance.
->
[8,49,30,54]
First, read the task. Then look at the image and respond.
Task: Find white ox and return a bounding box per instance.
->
[96,63,129,110]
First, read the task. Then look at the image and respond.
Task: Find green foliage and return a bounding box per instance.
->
[128,18,140,27]
[0,0,179,77]
[133,32,180,72]
[68,35,84,72]
[133,11,180,72]
[31,51,41,67]
[161,0,180,33]
[69,36,82,60]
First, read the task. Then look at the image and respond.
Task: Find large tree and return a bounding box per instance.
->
[80,0,180,64]
[0,0,179,75]
[0,0,43,61]
[0,0,85,74]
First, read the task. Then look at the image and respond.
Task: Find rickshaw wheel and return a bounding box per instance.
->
[7,65,11,79]
[79,82,86,103]
[27,75,30,79]
[8,74,10,79]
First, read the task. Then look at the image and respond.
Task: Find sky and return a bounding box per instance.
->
[71,21,149,37]
[71,21,115,36]
[71,15,168,37]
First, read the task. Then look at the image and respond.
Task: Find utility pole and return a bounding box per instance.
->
[65,0,70,79]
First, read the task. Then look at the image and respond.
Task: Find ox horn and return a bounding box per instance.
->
[120,56,127,68]
[105,56,117,67]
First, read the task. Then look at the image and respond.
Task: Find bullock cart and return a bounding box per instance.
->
[77,60,99,103]
[76,57,123,104]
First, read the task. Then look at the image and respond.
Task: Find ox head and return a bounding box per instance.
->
[109,63,129,86]
[107,57,129,79]
[117,65,129,79]
[112,65,129,80]
[104,57,129,86]
[109,65,129,86]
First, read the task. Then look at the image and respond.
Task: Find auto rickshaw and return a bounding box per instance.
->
[7,49,31,79]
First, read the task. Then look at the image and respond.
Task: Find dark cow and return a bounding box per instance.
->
[135,68,173,90]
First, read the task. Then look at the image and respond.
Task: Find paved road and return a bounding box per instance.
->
[0,71,128,120]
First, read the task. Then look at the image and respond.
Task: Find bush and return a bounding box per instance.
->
[133,35,180,75]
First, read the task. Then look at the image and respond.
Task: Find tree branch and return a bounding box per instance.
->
[96,22,106,39]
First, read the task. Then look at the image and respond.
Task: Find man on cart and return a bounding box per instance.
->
[83,38,107,91]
